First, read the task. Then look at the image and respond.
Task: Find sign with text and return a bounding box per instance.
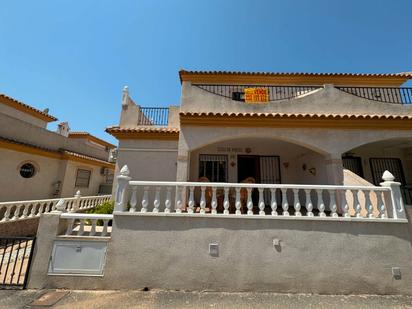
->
[244,88,269,103]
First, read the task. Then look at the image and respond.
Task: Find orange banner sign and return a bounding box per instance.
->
[244,88,269,103]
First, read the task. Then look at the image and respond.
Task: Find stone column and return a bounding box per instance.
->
[325,155,344,185]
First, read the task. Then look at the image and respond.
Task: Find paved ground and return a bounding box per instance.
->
[0,289,412,309]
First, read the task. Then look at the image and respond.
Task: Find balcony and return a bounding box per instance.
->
[137,107,169,126]
[193,84,412,104]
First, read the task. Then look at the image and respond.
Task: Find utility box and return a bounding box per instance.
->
[48,240,108,276]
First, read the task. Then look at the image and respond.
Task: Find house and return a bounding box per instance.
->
[0,93,116,202]
[24,70,412,294]
[107,70,412,208]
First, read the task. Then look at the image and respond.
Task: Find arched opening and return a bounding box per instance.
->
[186,137,334,215]
[189,137,328,185]
[342,137,412,204]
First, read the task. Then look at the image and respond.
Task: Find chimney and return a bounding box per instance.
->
[56,121,70,137]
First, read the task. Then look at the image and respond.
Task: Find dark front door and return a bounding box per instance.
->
[237,155,260,183]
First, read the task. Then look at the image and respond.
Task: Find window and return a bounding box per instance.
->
[369,158,405,185]
[199,154,227,182]
[75,169,91,187]
[20,163,36,178]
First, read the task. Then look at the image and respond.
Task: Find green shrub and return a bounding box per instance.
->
[88,201,114,215]
[87,201,114,225]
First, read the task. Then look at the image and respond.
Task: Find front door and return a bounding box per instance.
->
[237,155,260,183]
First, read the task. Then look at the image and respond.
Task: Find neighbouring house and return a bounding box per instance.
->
[107,70,412,207]
[0,93,116,202]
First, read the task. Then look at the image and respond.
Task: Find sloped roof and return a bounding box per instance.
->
[179,70,412,86]
[68,131,116,148]
[0,93,57,122]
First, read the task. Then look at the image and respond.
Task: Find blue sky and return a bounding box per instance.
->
[1,0,411,144]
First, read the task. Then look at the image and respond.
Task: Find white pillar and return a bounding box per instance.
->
[380,170,406,219]
[114,165,131,212]
[325,155,344,185]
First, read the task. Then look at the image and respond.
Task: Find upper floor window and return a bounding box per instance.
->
[19,163,36,178]
[75,169,91,187]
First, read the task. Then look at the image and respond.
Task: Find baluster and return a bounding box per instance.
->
[351,190,361,217]
[102,220,109,236]
[223,187,229,215]
[305,189,313,217]
[341,190,349,217]
[22,203,29,218]
[65,219,74,235]
[316,189,325,217]
[175,186,182,213]
[364,190,374,218]
[37,202,45,216]
[153,187,161,213]
[376,191,386,219]
[12,204,22,220]
[211,187,217,214]
[329,190,337,217]
[164,187,172,213]
[270,188,278,216]
[78,219,85,236]
[130,187,137,212]
[90,219,97,236]
[200,186,206,214]
[141,186,149,213]
[188,186,195,213]
[235,187,241,215]
[293,189,301,216]
[247,188,253,215]
[258,188,265,216]
[29,204,37,217]
[281,188,289,216]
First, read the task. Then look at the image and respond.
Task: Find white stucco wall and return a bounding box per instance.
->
[115,139,178,182]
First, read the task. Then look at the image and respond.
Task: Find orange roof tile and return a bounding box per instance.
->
[0,93,57,122]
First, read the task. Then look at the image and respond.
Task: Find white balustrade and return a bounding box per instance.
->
[60,213,113,237]
[122,177,403,221]
[0,193,112,223]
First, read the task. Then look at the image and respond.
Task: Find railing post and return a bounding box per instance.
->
[114,165,131,212]
[73,190,81,212]
[380,170,406,219]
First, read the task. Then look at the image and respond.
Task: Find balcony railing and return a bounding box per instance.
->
[138,107,169,126]
[193,84,412,104]
[336,87,412,104]
[194,84,322,102]
[115,166,407,221]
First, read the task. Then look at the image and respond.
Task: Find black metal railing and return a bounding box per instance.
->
[0,236,36,289]
[402,186,412,205]
[194,84,322,102]
[336,87,412,104]
[138,107,169,126]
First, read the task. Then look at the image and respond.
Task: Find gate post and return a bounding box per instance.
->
[380,170,406,219]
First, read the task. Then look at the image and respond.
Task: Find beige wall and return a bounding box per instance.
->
[0,149,63,201]
[180,82,412,117]
[0,103,48,128]
[0,148,112,202]
[60,160,109,197]
[0,113,110,161]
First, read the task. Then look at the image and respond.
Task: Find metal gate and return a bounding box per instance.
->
[260,156,281,205]
[342,156,364,178]
[0,236,36,289]
[369,158,405,185]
